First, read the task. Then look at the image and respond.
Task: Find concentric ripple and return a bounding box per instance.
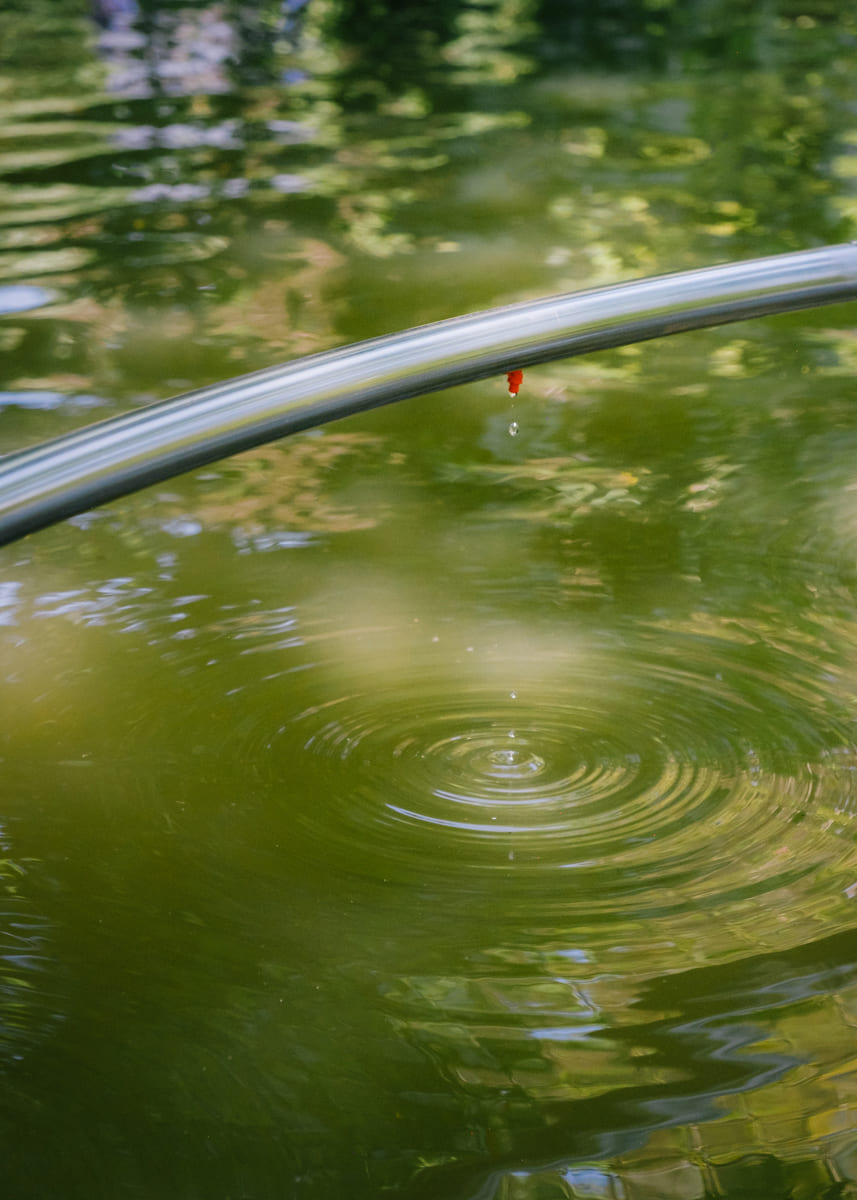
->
[300,693,715,856]
[227,617,857,949]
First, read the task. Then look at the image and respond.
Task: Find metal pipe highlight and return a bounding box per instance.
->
[2,242,857,547]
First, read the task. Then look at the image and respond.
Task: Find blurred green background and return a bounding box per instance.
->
[4,3,857,1198]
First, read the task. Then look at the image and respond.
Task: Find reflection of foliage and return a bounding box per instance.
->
[405,939,857,1200]
[0,2,94,95]
[3,0,857,402]
[323,0,536,98]
[323,0,462,98]
[536,0,677,69]
[3,0,857,518]
[167,431,385,535]
[690,68,846,250]
[441,455,651,526]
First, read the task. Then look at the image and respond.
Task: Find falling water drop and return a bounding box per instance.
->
[508,421,519,437]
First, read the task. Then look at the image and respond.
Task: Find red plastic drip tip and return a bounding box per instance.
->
[506,369,523,396]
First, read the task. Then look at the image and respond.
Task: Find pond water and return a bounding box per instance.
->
[4,2,857,1197]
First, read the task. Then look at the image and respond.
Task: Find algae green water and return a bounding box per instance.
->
[4,3,857,1197]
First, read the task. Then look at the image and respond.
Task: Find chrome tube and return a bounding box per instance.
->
[2,242,857,547]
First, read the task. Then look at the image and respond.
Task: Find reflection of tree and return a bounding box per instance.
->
[4,0,857,444]
[0,0,95,99]
[163,432,385,536]
[689,60,848,251]
[387,924,857,1200]
[324,0,462,101]
[535,0,675,69]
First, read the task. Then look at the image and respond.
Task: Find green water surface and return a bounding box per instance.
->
[3,2,857,1197]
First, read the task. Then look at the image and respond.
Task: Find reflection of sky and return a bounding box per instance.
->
[0,391,106,411]
[0,285,56,315]
[94,0,312,98]
[95,1,237,98]
[91,3,317,208]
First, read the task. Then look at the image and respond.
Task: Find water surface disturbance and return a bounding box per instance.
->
[3,3,857,1198]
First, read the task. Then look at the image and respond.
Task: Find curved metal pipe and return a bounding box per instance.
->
[2,242,857,547]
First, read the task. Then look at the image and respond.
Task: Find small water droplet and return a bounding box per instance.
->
[508,421,519,437]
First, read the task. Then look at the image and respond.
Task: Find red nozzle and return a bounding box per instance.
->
[506,369,523,396]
